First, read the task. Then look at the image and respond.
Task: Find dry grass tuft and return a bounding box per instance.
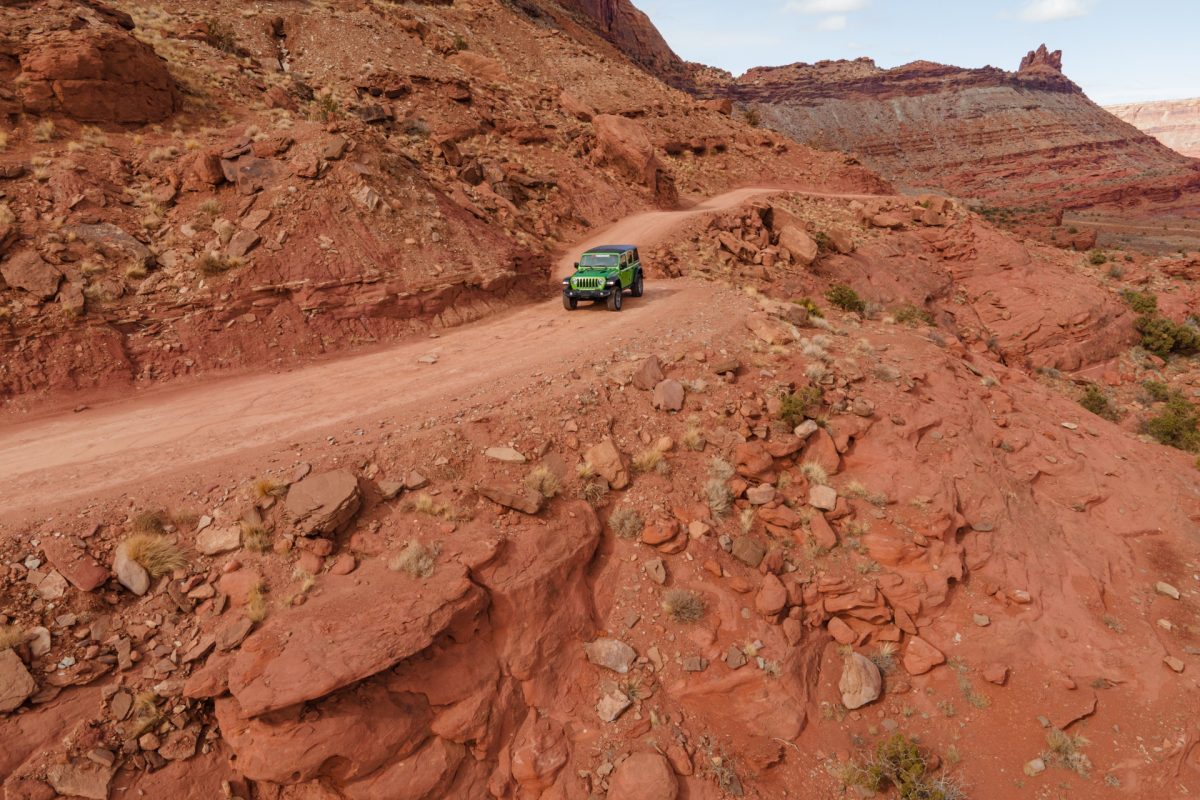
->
[240,521,272,553]
[390,541,436,578]
[252,478,288,500]
[123,533,186,577]
[662,588,706,623]
[524,466,561,499]
[128,691,163,737]
[412,493,453,518]
[579,479,608,507]
[0,203,14,225]
[1044,729,1092,777]
[800,461,829,486]
[245,583,269,622]
[33,119,55,142]
[131,510,167,535]
[682,423,706,452]
[632,448,664,474]
[609,506,644,539]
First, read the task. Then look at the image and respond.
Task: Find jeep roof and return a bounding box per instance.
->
[584,245,638,254]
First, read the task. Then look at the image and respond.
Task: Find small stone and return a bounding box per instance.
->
[28,627,51,657]
[110,690,133,720]
[632,356,665,390]
[794,420,819,439]
[45,760,115,800]
[477,482,544,515]
[726,645,748,669]
[651,379,685,412]
[584,638,637,674]
[1164,656,1185,673]
[644,558,667,585]
[1024,758,1046,777]
[973,614,991,627]
[196,525,241,555]
[983,663,1009,685]
[1156,581,1181,600]
[112,544,150,595]
[746,484,776,505]
[597,688,632,722]
[36,570,69,601]
[902,636,945,676]
[809,484,838,511]
[485,446,526,463]
[682,656,708,672]
[158,727,199,761]
[731,536,766,568]
[417,354,439,365]
[827,617,856,645]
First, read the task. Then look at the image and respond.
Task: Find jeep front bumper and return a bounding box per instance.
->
[563,287,615,300]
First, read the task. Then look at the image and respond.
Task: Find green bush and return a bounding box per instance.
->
[778,386,822,428]
[1143,394,1200,451]
[792,297,823,318]
[843,734,959,800]
[1089,250,1108,266]
[1080,384,1118,421]
[1136,315,1200,358]
[826,284,866,314]
[894,304,935,327]
[1121,290,1157,315]
[1142,380,1170,402]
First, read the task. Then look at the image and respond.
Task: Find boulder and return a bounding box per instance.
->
[839,653,882,709]
[0,648,36,713]
[778,226,818,266]
[18,27,179,123]
[585,438,629,489]
[870,213,904,229]
[731,535,766,568]
[825,227,855,254]
[809,485,838,511]
[227,561,486,717]
[902,636,945,675]
[608,752,678,800]
[597,688,632,722]
[285,470,362,535]
[477,482,544,515]
[652,379,684,412]
[827,616,856,645]
[40,537,108,591]
[1,250,62,300]
[632,355,665,390]
[755,573,787,616]
[584,638,636,674]
[593,114,661,188]
[744,312,792,345]
[227,229,260,259]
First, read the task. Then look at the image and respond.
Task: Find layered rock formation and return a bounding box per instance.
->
[692,46,1200,214]
[1108,97,1200,158]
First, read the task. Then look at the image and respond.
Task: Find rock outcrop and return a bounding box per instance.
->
[556,0,691,89]
[1108,97,1200,158]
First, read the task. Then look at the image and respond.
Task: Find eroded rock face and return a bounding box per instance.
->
[19,27,179,123]
[557,0,691,89]
[0,649,36,713]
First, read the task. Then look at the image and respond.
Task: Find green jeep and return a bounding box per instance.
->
[562,245,644,311]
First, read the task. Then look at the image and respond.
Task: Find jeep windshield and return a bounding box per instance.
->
[579,253,619,268]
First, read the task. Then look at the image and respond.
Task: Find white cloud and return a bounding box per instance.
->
[816,14,848,30]
[784,0,868,15]
[1019,0,1091,22]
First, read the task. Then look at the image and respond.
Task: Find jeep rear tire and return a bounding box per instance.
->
[606,290,622,312]
[631,270,644,297]
[563,294,577,310]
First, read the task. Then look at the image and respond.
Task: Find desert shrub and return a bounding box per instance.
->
[579,480,608,507]
[245,583,269,622]
[843,734,962,800]
[390,541,436,578]
[131,510,167,534]
[1142,380,1171,402]
[122,534,185,577]
[706,458,734,516]
[778,385,822,428]
[1143,393,1200,451]
[682,423,706,452]
[826,284,866,314]
[894,304,935,327]
[662,588,705,622]
[253,478,287,500]
[1088,250,1108,266]
[524,466,561,498]
[33,119,55,142]
[800,461,828,486]
[1043,729,1092,777]
[743,108,762,128]
[1121,290,1157,315]
[197,252,237,276]
[792,296,824,318]
[608,506,643,539]
[1079,384,1119,421]
[205,20,238,54]
[1136,315,1200,358]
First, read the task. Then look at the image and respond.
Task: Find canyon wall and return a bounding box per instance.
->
[1108,97,1200,158]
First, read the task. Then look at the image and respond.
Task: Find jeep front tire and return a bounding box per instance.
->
[563,293,578,310]
[606,290,622,312]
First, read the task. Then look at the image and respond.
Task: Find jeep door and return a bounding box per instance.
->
[619,252,633,288]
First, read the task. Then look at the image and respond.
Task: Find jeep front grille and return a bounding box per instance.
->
[572,277,604,291]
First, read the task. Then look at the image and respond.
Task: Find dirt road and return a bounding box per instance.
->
[0,186,864,524]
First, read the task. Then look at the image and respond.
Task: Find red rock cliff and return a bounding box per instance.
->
[1108,97,1200,158]
[555,0,691,88]
[693,46,1200,212]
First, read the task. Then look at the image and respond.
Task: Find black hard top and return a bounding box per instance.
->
[584,245,637,254]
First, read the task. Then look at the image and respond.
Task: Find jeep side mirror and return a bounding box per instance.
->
[573,262,579,269]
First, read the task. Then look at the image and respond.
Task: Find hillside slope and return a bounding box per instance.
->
[0,0,882,407]
[1108,97,1200,158]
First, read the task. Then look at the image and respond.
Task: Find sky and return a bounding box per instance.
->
[635,0,1199,105]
